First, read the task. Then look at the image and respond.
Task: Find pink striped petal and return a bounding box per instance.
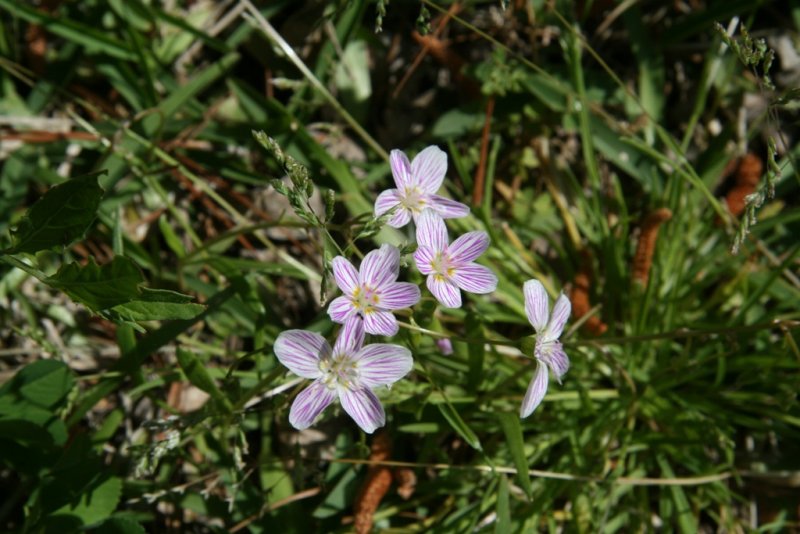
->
[452,263,497,294]
[411,145,447,193]
[540,342,569,383]
[427,276,462,308]
[332,256,359,295]
[289,380,336,430]
[437,338,454,355]
[333,316,365,355]
[413,246,437,275]
[416,209,448,251]
[354,344,413,387]
[429,195,470,219]
[339,388,386,433]
[520,361,549,418]
[523,279,549,333]
[274,330,328,379]
[380,282,420,310]
[363,310,399,337]
[375,188,401,217]
[360,244,400,289]
[543,293,571,342]
[387,207,412,228]
[328,296,357,324]
[449,231,490,264]
[389,149,412,189]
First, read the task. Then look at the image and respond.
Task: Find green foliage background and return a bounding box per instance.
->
[0,0,798,532]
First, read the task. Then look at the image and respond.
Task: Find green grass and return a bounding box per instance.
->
[0,1,798,532]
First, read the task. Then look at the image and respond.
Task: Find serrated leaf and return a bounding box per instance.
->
[8,173,104,254]
[89,517,147,534]
[498,413,533,500]
[437,403,482,451]
[176,348,231,413]
[109,288,205,321]
[48,256,143,311]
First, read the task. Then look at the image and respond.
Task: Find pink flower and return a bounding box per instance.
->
[327,244,420,336]
[413,209,497,308]
[374,146,470,228]
[519,279,571,418]
[275,318,413,433]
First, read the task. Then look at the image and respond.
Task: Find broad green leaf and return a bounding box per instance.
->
[437,403,482,451]
[52,476,122,527]
[48,256,143,311]
[88,517,147,534]
[110,288,205,321]
[498,413,533,500]
[8,173,104,254]
[176,348,231,413]
[0,359,75,410]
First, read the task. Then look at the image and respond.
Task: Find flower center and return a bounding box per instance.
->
[400,186,427,213]
[429,251,455,280]
[319,352,359,391]
[351,285,381,314]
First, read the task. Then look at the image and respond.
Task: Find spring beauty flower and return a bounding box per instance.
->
[413,209,497,308]
[519,279,571,418]
[374,146,470,228]
[275,318,413,433]
[328,244,420,336]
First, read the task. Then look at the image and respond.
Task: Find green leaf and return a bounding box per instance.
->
[52,476,123,527]
[495,475,510,534]
[0,359,75,410]
[0,0,135,60]
[8,173,104,254]
[88,517,147,534]
[437,403,482,451]
[176,348,232,413]
[48,256,143,311]
[498,413,533,500]
[109,288,205,321]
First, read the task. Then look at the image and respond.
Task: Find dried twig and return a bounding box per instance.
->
[632,208,672,286]
[354,431,393,534]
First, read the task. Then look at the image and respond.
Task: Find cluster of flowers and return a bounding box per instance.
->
[274,146,570,433]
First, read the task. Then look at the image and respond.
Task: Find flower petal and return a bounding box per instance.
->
[387,207,412,228]
[543,293,571,342]
[288,380,336,430]
[390,149,412,189]
[339,388,386,434]
[328,296,357,324]
[411,145,447,193]
[274,330,328,379]
[333,316,365,355]
[413,246,436,275]
[427,276,462,308]
[520,361,549,418]
[452,263,497,294]
[332,256,359,295]
[436,338,454,355]
[380,282,420,310]
[416,209,448,251]
[375,188,401,217]
[354,343,413,388]
[523,279,549,333]
[540,342,569,383]
[363,310,399,337]
[429,195,470,219]
[360,244,400,289]
[449,231,490,264]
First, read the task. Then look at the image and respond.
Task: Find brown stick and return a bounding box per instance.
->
[354,431,393,534]
[632,208,673,286]
[472,96,495,207]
